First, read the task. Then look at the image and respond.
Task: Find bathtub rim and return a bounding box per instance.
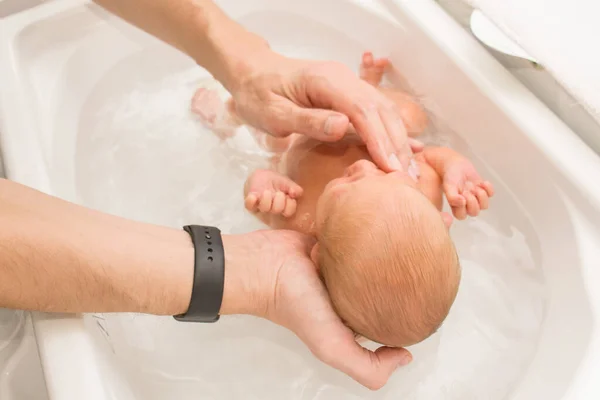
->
[0,0,599,399]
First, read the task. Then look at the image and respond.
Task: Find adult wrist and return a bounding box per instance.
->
[219,233,272,317]
[201,15,272,93]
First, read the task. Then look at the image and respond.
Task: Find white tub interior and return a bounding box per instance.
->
[2,0,600,399]
[0,310,48,400]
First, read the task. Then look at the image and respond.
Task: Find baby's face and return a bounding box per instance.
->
[315,159,417,230]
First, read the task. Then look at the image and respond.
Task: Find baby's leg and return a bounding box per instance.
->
[378,87,428,136]
[359,51,389,87]
[191,88,241,140]
[244,169,304,227]
[192,87,296,152]
[359,51,428,136]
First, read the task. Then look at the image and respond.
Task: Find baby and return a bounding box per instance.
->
[192,52,494,348]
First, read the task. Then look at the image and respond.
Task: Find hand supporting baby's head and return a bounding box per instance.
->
[314,182,460,348]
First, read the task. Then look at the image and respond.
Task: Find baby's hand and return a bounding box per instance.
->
[442,159,494,220]
[244,170,303,218]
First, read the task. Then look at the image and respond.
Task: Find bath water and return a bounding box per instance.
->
[75,69,546,400]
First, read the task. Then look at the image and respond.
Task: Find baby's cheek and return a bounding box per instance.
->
[315,184,343,229]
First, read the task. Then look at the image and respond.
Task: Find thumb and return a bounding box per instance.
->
[341,344,413,390]
[320,336,412,390]
[278,99,349,141]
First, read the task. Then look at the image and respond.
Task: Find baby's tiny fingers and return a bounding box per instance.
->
[449,196,466,207]
[481,181,495,197]
[271,192,287,214]
[258,190,274,213]
[444,184,466,207]
[463,180,477,193]
[282,199,297,218]
[465,192,480,216]
[288,184,304,199]
[452,205,467,220]
[245,193,259,212]
[474,187,489,210]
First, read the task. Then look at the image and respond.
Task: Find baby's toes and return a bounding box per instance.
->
[362,51,374,67]
[373,57,390,68]
[191,89,218,121]
[271,192,287,214]
[258,190,274,213]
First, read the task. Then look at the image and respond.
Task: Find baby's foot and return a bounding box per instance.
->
[244,169,303,218]
[359,51,390,87]
[190,88,237,139]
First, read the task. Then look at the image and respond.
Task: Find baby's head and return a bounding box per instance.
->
[312,159,460,347]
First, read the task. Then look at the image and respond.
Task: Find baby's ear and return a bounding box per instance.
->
[441,211,453,229]
[310,243,321,271]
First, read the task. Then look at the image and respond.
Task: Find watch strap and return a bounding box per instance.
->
[173,225,224,323]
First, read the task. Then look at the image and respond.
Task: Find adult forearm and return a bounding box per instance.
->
[93,0,269,91]
[0,178,194,314]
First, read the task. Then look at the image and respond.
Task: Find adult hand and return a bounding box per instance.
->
[221,230,412,390]
[228,52,413,172]
[93,0,410,171]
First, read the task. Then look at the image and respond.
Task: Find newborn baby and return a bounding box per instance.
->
[192,52,494,348]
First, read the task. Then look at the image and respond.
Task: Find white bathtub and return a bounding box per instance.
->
[1,0,600,399]
[0,310,49,399]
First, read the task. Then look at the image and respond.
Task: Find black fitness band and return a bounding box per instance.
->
[173,225,224,323]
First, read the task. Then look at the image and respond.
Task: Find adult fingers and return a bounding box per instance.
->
[262,98,349,140]
[303,72,403,172]
[316,338,412,390]
[380,108,412,169]
[354,106,400,172]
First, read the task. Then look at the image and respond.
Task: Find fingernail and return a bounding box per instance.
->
[388,154,402,171]
[398,353,413,367]
[408,158,419,181]
[324,115,346,136]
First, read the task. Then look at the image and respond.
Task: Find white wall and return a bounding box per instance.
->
[436,0,600,154]
[0,0,47,18]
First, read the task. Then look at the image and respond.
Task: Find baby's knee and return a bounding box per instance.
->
[382,89,429,136]
[400,100,429,137]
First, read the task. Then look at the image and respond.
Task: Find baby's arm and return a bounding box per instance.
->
[244,169,303,227]
[416,147,494,220]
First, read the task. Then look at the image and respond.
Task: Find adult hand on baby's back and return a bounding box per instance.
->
[222,230,411,390]
[227,51,412,172]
